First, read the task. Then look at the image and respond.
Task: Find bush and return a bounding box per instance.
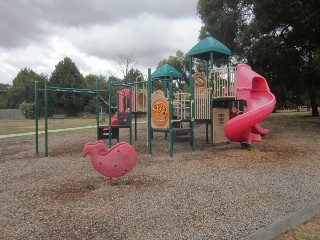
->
[19,101,35,119]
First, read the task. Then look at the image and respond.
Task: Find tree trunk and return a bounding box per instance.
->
[304,58,319,117]
[308,87,319,117]
[306,75,319,117]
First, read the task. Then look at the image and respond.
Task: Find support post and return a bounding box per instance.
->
[44,78,48,157]
[210,52,214,147]
[147,68,152,154]
[189,57,195,151]
[108,77,112,148]
[96,79,100,140]
[227,58,230,96]
[169,72,173,157]
[134,82,137,141]
[205,60,209,144]
[129,87,132,144]
[35,81,39,154]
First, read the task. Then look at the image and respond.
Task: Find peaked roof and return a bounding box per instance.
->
[187,37,231,60]
[151,64,182,80]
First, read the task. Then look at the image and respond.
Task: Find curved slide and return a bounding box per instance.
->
[224,64,276,144]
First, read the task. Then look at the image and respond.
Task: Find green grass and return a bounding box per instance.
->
[264,110,320,131]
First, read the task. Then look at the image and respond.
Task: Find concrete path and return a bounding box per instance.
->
[0,125,96,139]
[0,121,147,139]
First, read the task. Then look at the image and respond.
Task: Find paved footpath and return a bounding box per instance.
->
[0,121,147,139]
[0,125,96,139]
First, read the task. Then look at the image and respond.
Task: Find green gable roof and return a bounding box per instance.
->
[151,64,183,80]
[187,37,231,60]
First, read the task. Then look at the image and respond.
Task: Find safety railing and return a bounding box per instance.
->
[194,88,211,120]
[212,67,236,99]
[172,92,191,121]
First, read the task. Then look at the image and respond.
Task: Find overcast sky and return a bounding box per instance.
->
[0,0,203,85]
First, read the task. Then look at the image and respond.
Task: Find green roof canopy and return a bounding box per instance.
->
[187,37,231,60]
[151,64,182,80]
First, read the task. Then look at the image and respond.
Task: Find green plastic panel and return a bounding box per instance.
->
[187,37,231,60]
[151,64,182,80]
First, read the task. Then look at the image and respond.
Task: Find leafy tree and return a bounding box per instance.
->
[19,101,35,119]
[251,0,320,116]
[49,57,85,114]
[197,0,320,116]
[157,50,189,88]
[83,74,109,113]
[0,83,10,96]
[6,68,45,108]
[197,0,253,60]
[246,35,306,109]
[0,83,11,108]
[107,75,125,110]
[123,68,144,84]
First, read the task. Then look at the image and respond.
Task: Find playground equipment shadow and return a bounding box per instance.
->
[0,110,319,239]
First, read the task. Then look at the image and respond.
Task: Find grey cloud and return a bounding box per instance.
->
[0,1,49,48]
[32,0,197,26]
[0,0,198,49]
[0,0,201,84]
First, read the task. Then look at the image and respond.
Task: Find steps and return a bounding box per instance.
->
[172,128,193,143]
[98,126,119,140]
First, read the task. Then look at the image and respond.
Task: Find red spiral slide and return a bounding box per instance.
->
[224,64,276,145]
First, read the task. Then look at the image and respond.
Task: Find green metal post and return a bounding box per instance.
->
[108,77,112,148]
[129,87,132,144]
[189,57,195,151]
[210,52,214,147]
[227,58,230,96]
[205,60,209,144]
[147,68,152,154]
[96,79,100,140]
[134,82,137,141]
[44,78,48,157]
[35,81,39,154]
[169,72,173,157]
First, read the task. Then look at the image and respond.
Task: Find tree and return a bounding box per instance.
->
[49,57,85,114]
[157,50,189,85]
[0,83,11,108]
[197,0,320,116]
[197,0,253,61]
[123,68,144,84]
[83,74,109,113]
[6,68,45,108]
[114,53,137,81]
[19,101,35,119]
[246,35,306,109]
[251,0,320,116]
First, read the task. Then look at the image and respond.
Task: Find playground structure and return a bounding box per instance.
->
[34,77,148,157]
[147,37,275,156]
[36,37,275,157]
[97,79,148,147]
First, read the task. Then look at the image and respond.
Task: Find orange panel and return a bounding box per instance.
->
[151,99,169,128]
